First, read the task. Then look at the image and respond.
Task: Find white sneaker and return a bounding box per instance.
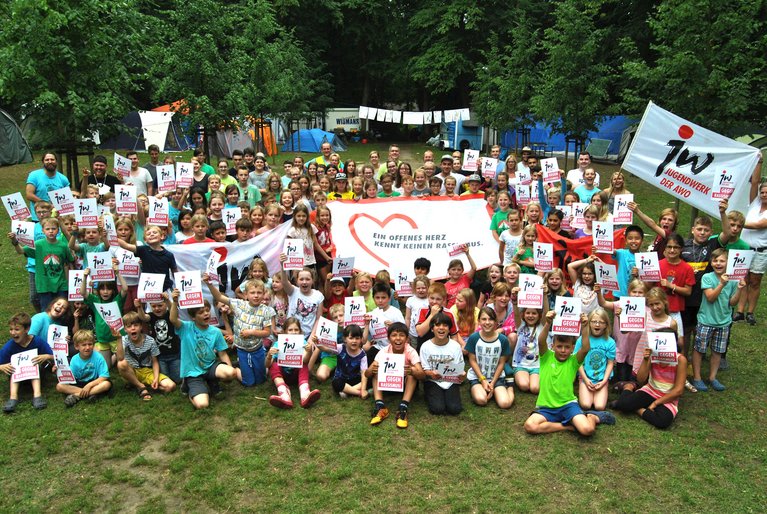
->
[338,392,348,399]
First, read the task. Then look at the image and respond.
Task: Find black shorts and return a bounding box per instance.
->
[182,364,221,398]
[681,305,700,330]
[332,375,361,393]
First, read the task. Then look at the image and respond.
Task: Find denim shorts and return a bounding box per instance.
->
[534,401,584,425]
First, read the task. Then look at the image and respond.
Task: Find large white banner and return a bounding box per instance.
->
[623,102,761,218]
[328,196,498,279]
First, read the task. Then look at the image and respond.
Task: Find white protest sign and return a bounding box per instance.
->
[315,317,339,353]
[344,296,365,327]
[533,242,554,272]
[462,149,480,172]
[277,334,305,368]
[332,257,355,278]
[393,269,413,296]
[649,331,678,366]
[52,340,75,384]
[11,220,35,248]
[174,271,204,308]
[448,243,467,257]
[223,207,241,236]
[552,296,582,336]
[138,273,165,302]
[636,252,661,282]
[595,261,619,291]
[480,157,499,180]
[114,248,140,279]
[11,349,39,383]
[435,358,464,384]
[726,249,754,281]
[622,102,760,218]
[377,352,406,392]
[156,164,176,193]
[517,274,544,309]
[571,202,587,230]
[619,297,646,332]
[593,221,614,253]
[147,196,169,226]
[282,238,304,270]
[556,205,572,231]
[68,269,86,302]
[711,166,736,200]
[2,192,31,220]
[205,250,223,287]
[176,163,194,188]
[115,185,138,215]
[369,312,388,341]
[88,251,115,282]
[102,213,119,247]
[612,194,633,224]
[517,168,531,186]
[74,198,98,228]
[49,187,74,215]
[540,158,560,184]
[48,324,68,348]
[516,184,531,207]
[114,153,131,179]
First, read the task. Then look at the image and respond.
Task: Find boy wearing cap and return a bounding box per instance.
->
[460,174,483,196]
[324,274,348,309]
[329,172,355,200]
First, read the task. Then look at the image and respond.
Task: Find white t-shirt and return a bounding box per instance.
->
[438,173,465,194]
[124,167,153,196]
[288,287,324,336]
[405,296,429,337]
[500,229,523,265]
[286,225,319,266]
[566,168,601,188]
[741,196,767,248]
[420,339,465,390]
[368,306,405,350]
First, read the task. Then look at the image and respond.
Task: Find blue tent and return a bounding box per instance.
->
[500,115,637,155]
[281,128,347,153]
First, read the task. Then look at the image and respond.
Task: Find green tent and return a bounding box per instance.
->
[0,109,33,166]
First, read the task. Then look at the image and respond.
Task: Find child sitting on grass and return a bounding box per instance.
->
[420,313,466,416]
[331,323,369,399]
[265,317,321,409]
[55,329,112,408]
[116,312,176,401]
[524,311,615,436]
[1,313,53,412]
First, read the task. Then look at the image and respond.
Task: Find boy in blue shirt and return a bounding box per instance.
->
[1,313,53,412]
[169,290,237,410]
[55,329,112,407]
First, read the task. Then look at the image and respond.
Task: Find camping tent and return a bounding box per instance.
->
[99,111,193,152]
[281,128,347,153]
[206,119,278,158]
[0,109,33,166]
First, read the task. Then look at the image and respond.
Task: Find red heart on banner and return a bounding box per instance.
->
[348,213,419,268]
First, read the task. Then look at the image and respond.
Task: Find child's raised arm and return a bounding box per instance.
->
[575,313,590,363]
[567,254,596,285]
[117,237,138,254]
[628,201,665,239]
[538,311,555,357]
[80,268,90,298]
[7,232,26,256]
[114,262,128,298]
[465,246,477,280]
[277,254,295,296]
[203,273,230,308]
[594,283,615,310]
[169,289,182,329]
[133,299,151,322]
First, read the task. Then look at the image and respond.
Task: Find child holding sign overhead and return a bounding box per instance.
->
[265,317,320,409]
[1,313,53,412]
[365,322,425,429]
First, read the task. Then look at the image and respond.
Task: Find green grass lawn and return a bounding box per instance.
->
[0,143,765,513]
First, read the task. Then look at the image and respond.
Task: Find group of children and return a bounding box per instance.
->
[2,146,762,437]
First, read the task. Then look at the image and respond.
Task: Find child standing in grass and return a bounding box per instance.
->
[82,264,128,368]
[55,329,112,408]
[405,275,430,347]
[691,249,745,392]
[1,313,53,412]
[365,322,424,429]
[523,311,616,436]
[420,313,466,416]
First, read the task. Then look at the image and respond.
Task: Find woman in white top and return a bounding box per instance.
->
[736,156,766,324]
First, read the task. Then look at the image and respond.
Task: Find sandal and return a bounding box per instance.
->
[684,379,698,393]
[138,388,153,401]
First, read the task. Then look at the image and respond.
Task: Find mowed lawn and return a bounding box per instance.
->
[0,143,765,513]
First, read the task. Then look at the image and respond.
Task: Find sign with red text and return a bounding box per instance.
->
[533,242,554,272]
[595,261,619,291]
[49,187,74,215]
[593,221,614,253]
[157,164,176,193]
[540,158,560,184]
[377,352,405,392]
[114,153,131,178]
[315,317,339,353]
[711,166,736,200]
[277,334,305,368]
[102,214,119,247]
[517,168,531,186]
[176,163,194,188]
[726,249,754,281]
[52,339,75,384]
[516,184,531,207]
[68,270,86,301]
[435,357,464,384]
[571,202,587,230]
[114,248,140,279]
[552,296,581,336]
[332,257,354,278]
[74,198,98,228]
[138,273,165,302]
[147,196,169,226]
[623,102,760,218]
[612,194,633,224]
[11,220,35,248]
[462,149,480,172]
[517,274,544,309]
[205,251,222,287]
[174,271,204,308]
[392,269,413,296]
[649,331,677,366]
[480,157,498,180]
[115,185,138,215]
[223,207,241,236]
[282,238,304,270]
[2,192,31,220]
[344,296,365,327]
[11,349,39,383]
[94,301,124,332]
[88,251,115,282]
[556,204,572,231]
[636,252,661,282]
[619,297,646,332]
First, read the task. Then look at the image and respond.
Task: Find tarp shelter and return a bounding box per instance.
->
[0,109,32,166]
[281,128,348,153]
[500,116,637,156]
[99,111,193,152]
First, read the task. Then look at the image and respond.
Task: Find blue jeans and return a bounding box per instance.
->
[158,354,181,384]
[237,346,266,387]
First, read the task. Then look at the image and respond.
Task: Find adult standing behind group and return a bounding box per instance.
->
[306,142,334,171]
[26,153,70,220]
[80,155,121,199]
[123,150,154,197]
[736,154,766,325]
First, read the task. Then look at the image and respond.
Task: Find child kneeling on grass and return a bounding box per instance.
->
[169,291,237,410]
[365,322,424,429]
[54,329,112,408]
[523,311,616,436]
[330,323,369,399]
[116,312,176,401]
[420,313,466,416]
[1,312,54,412]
